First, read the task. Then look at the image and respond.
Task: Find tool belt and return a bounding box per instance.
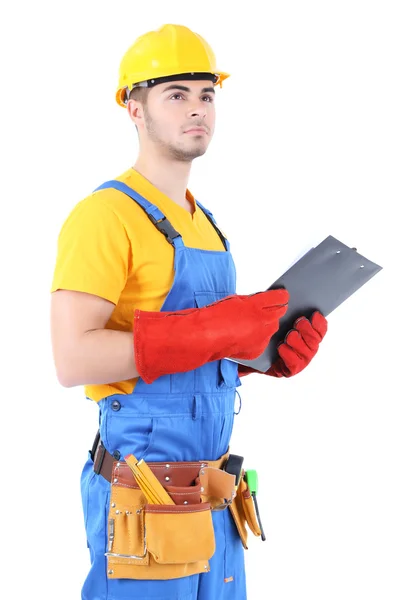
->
[90,433,263,581]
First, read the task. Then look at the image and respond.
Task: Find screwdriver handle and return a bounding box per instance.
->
[245,469,258,495]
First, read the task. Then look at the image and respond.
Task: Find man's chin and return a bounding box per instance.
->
[187,140,209,157]
[170,144,208,162]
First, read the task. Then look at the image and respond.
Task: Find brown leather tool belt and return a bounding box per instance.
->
[91,432,235,510]
[89,432,263,568]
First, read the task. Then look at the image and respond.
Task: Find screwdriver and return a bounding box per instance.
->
[244,469,266,541]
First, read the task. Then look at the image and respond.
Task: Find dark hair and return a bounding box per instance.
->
[128,86,150,105]
[127,87,150,133]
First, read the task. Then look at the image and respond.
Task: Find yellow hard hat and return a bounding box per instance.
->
[116,24,230,108]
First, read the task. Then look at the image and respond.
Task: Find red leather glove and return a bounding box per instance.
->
[238,311,328,378]
[134,289,289,384]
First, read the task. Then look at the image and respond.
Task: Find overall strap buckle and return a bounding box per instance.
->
[147,214,181,244]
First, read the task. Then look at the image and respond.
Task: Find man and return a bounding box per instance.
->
[50,23,327,600]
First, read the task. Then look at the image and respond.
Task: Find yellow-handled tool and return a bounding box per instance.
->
[125,453,175,505]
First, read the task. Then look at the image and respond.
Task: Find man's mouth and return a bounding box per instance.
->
[184,127,207,135]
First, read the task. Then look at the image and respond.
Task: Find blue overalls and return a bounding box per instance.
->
[80,181,246,600]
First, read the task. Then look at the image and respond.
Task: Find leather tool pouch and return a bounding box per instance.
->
[229,470,262,549]
[145,502,215,564]
[106,462,217,580]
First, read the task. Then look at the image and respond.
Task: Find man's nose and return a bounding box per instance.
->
[187,101,207,119]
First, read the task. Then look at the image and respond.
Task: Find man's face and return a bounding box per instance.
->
[133,79,216,162]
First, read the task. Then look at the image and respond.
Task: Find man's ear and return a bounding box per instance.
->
[126,100,145,129]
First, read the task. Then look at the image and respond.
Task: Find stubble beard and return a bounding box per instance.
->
[144,107,207,163]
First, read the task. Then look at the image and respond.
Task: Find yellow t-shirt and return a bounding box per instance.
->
[51,167,226,401]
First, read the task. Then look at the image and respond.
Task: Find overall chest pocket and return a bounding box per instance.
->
[193,290,241,389]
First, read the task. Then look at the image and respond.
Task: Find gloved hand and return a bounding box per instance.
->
[133,289,289,384]
[238,311,328,378]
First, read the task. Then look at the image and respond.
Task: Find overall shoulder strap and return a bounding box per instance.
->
[93,180,183,247]
[195,199,230,252]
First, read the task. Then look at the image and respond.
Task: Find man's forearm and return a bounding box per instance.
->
[59,329,139,387]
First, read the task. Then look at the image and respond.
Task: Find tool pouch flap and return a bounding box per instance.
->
[199,467,236,507]
[145,502,215,564]
[239,476,262,537]
[229,472,262,548]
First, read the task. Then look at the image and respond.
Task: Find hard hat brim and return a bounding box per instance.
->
[116,70,230,107]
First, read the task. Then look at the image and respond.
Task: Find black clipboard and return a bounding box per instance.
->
[227,235,383,372]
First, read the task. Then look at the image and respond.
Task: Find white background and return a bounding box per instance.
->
[1,1,398,599]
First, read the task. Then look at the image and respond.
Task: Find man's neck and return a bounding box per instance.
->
[133,154,192,208]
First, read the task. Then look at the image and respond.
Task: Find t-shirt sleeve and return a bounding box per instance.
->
[50,196,131,304]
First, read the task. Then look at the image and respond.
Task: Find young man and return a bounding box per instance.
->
[50,23,327,600]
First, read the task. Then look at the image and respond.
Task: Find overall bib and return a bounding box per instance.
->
[80,181,247,600]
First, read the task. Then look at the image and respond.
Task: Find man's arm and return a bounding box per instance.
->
[51,289,139,387]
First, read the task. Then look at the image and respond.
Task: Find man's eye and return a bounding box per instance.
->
[170,94,214,102]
